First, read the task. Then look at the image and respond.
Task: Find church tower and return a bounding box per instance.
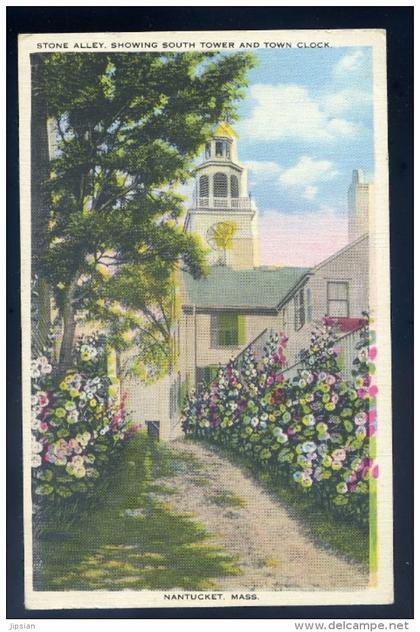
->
[184,122,259,269]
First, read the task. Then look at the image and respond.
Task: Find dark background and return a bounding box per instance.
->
[7,6,414,621]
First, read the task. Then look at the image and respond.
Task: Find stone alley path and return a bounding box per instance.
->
[161,439,369,591]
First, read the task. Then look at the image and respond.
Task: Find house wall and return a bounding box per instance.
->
[119,353,182,441]
[278,237,369,367]
[178,308,279,388]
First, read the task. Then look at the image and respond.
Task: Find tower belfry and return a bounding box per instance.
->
[185,123,259,269]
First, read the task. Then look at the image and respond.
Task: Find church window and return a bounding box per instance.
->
[214,172,228,197]
[294,288,306,331]
[215,141,224,157]
[327,281,349,317]
[230,175,239,198]
[199,175,209,197]
[205,143,211,159]
[226,142,231,158]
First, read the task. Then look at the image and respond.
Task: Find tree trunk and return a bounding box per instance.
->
[58,280,77,377]
[31,54,51,355]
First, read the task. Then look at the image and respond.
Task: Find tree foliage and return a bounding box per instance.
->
[36,51,255,376]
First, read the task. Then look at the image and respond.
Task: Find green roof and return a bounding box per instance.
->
[183,266,309,309]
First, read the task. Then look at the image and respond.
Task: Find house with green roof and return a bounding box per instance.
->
[120,124,369,441]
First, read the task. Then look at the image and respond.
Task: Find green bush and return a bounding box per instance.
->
[182,319,378,525]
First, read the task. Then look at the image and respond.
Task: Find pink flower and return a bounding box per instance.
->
[38,392,49,408]
[39,422,49,433]
[275,374,284,384]
[267,376,274,386]
[357,388,367,398]
[367,423,376,437]
[368,409,377,423]
[372,464,379,478]
[369,346,377,361]
[369,385,379,397]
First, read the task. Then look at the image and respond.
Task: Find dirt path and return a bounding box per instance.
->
[161,439,369,591]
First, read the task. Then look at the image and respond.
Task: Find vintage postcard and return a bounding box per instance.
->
[18,29,393,609]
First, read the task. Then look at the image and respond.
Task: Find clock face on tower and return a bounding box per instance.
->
[206,221,237,252]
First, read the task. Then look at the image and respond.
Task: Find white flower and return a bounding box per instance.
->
[355,412,367,425]
[31,454,42,468]
[30,362,41,378]
[67,410,79,424]
[31,439,43,454]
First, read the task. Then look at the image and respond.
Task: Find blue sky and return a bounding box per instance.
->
[232,46,374,266]
[180,46,374,266]
[236,47,373,215]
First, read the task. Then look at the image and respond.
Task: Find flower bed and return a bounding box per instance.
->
[31,333,140,505]
[181,320,377,525]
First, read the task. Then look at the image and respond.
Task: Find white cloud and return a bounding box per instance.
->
[243,160,282,178]
[322,87,371,116]
[259,206,348,267]
[333,49,365,77]
[239,83,359,142]
[303,186,317,200]
[279,156,339,190]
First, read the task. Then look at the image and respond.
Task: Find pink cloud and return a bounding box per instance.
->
[259,207,349,267]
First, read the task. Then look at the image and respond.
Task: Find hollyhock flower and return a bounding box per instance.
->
[302,441,317,453]
[37,392,49,408]
[302,414,315,427]
[368,409,377,423]
[369,385,379,397]
[38,421,49,433]
[332,448,346,461]
[369,346,377,361]
[32,439,43,454]
[355,412,367,425]
[30,361,41,378]
[367,423,376,437]
[31,454,42,468]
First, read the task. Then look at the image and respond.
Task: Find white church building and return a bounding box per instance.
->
[121,123,370,440]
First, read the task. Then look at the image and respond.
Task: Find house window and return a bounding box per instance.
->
[214,172,228,197]
[226,142,231,159]
[197,365,219,387]
[327,281,349,317]
[215,141,224,157]
[280,307,287,331]
[205,143,211,159]
[294,288,305,331]
[306,287,313,322]
[199,175,209,197]
[212,312,246,347]
[230,175,239,198]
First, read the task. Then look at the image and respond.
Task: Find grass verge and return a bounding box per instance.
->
[34,432,240,591]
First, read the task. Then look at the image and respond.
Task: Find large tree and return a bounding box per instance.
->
[36,51,255,376]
